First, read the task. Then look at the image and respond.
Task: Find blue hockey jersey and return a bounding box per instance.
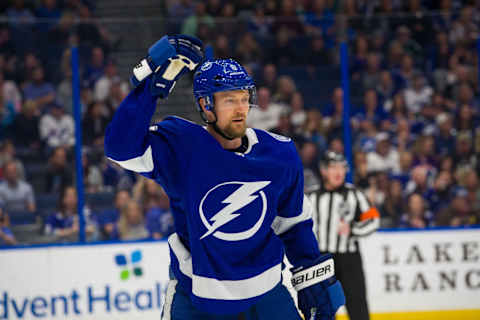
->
[104,79,321,314]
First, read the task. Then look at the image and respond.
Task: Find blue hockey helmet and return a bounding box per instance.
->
[193,59,257,113]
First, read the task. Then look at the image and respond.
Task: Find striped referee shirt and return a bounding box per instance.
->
[306,183,380,253]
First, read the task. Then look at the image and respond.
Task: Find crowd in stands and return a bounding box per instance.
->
[0,0,479,245]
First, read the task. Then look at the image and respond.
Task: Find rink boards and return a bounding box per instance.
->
[0,228,479,319]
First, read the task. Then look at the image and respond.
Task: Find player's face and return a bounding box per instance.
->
[322,162,347,189]
[214,90,250,138]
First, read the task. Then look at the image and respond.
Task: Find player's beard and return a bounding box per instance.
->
[223,119,247,138]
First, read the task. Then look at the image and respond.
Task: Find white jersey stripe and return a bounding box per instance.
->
[168,233,282,300]
[319,193,330,252]
[272,195,312,235]
[161,279,177,320]
[108,145,154,173]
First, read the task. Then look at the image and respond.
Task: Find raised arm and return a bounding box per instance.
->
[104,35,203,176]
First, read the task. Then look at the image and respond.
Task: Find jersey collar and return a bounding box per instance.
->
[244,128,258,155]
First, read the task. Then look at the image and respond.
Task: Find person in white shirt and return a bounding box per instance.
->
[246,86,287,131]
[366,132,400,174]
[404,74,433,114]
[39,103,75,149]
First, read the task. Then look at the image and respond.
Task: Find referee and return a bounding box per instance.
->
[306,151,380,320]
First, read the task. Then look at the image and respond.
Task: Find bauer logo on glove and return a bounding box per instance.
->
[291,259,334,291]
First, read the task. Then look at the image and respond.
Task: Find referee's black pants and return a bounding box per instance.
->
[333,252,370,320]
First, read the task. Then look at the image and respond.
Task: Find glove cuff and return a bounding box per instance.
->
[291,258,335,291]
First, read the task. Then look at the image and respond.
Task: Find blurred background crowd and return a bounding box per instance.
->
[0,0,479,246]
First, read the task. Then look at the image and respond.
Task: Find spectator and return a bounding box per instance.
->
[256,63,277,93]
[462,169,480,214]
[393,118,415,153]
[449,5,478,45]
[118,199,148,240]
[0,86,16,140]
[97,189,130,240]
[353,151,369,189]
[412,134,436,168]
[213,34,232,59]
[167,0,195,24]
[269,27,297,67]
[56,52,74,114]
[455,103,478,134]
[355,119,377,153]
[273,0,304,36]
[0,140,25,180]
[303,0,334,46]
[132,176,162,205]
[0,70,22,112]
[272,75,296,105]
[366,132,400,174]
[395,54,417,89]
[436,187,476,227]
[405,165,432,198]
[381,179,404,228]
[46,10,75,53]
[404,74,433,114]
[16,52,41,86]
[44,185,96,241]
[385,40,404,71]
[181,2,215,36]
[247,4,273,39]
[394,150,413,185]
[35,0,61,33]
[355,89,387,125]
[22,66,55,113]
[39,102,75,150]
[322,87,344,139]
[362,52,382,90]
[0,160,35,213]
[82,101,109,147]
[93,59,128,103]
[435,113,456,156]
[45,147,73,194]
[205,0,222,16]
[6,0,36,54]
[0,204,16,246]
[11,100,41,150]
[289,91,307,129]
[301,141,320,192]
[247,87,286,130]
[75,4,114,54]
[427,170,453,212]
[301,109,327,154]
[235,32,262,68]
[305,35,331,68]
[82,46,105,89]
[399,193,433,228]
[0,25,15,57]
[376,71,397,103]
[106,77,128,112]
[453,132,477,174]
[82,151,103,193]
[395,25,422,61]
[145,186,174,239]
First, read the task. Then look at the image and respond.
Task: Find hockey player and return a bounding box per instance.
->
[104,34,345,320]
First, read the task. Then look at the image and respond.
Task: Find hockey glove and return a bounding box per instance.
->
[291,254,345,320]
[131,35,203,98]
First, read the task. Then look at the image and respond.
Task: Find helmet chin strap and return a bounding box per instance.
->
[199,108,236,141]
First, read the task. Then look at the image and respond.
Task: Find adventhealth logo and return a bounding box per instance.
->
[115,250,143,280]
[0,249,165,319]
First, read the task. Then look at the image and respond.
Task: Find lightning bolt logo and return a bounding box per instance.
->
[200,181,271,240]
